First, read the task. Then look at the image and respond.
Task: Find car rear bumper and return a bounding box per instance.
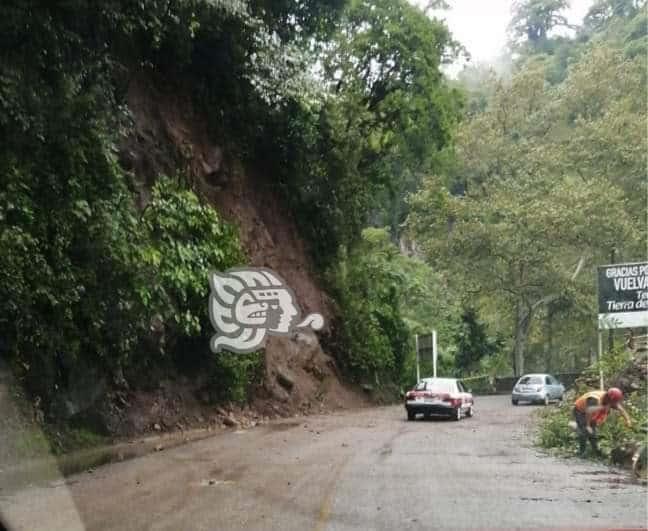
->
[512,392,546,402]
[405,402,455,415]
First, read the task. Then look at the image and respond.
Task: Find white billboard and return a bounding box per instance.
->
[597,261,648,330]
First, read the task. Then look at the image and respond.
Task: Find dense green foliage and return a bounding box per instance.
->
[0,0,464,412]
[452,308,503,373]
[139,179,244,342]
[329,224,508,388]
[538,348,648,460]
[266,0,463,265]
[409,1,647,377]
[329,229,411,382]
[1,0,645,428]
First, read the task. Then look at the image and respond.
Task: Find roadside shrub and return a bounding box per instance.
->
[537,346,648,462]
[207,351,264,404]
[138,177,245,348]
[537,403,575,454]
[328,229,411,383]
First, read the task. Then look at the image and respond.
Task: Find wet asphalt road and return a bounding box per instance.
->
[1,395,647,530]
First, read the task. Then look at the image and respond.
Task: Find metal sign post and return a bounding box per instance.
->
[432,330,438,379]
[598,330,604,390]
[415,334,420,383]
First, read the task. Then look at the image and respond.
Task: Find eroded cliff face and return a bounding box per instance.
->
[119,75,365,427]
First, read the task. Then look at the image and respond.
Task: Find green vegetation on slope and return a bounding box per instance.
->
[538,348,648,465]
[408,0,646,377]
[0,0,645,433]
[0,0,463,417]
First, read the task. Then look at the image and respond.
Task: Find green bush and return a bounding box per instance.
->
[207,351,264,404]
[138,178,245,345]
[537,403,575,454]
[538,347,648,461]
[135,178,263,404]
[328,229,411,383]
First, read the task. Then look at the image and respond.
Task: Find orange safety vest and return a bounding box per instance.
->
[574,390,609,425]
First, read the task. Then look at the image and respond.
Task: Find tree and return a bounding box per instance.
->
[328,227,462,385]
[408,60,642,375]
[555,45,647,221]
[584,0,645,31]
[410,173,637,375]
[328,228,411,381]
[321,0,463,236]
[453,307,502,373]
[509,0,573,48]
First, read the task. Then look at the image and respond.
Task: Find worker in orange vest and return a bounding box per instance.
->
[572,387,631,456]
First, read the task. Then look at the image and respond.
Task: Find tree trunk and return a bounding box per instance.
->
[543,303,554,372]
[513,302,533,376]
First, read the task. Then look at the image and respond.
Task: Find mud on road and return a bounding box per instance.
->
[1,396,646,530]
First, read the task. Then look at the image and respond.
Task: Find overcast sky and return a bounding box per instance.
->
[411,0,595,68]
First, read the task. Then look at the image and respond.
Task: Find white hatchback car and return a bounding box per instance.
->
[511,373,565,405]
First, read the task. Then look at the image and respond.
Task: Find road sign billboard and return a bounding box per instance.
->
[597,261,648,329]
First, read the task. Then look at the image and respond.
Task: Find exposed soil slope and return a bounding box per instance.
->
[115,75,367,433]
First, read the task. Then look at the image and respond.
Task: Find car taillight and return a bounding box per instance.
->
[442,395,461,407]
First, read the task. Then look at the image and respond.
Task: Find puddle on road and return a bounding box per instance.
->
[197,478,234,487]
[209,464,248,481]
[572,469,638,487]
[477,450,513,458]
[573,470,622,476]
[265,421,301,432]
[519,496,558,502]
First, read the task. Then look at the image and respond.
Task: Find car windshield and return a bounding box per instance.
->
[519,377,543,385]
[2,1,646,530]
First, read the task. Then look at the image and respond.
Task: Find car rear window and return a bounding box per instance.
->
[519,376,542,385]
[426,381,456,393]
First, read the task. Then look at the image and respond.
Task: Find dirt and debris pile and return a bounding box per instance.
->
[573,349,647,394]
[613,352,648,395]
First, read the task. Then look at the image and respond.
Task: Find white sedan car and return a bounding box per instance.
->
[404,377,474,421]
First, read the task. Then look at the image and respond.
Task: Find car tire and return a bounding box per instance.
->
[452,407,462,421]
[466,406,473,418]
[512,399,519,405]
[407,410,415,421]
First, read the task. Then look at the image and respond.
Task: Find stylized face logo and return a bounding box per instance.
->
[233,288,298,333]
[209,268,324,353]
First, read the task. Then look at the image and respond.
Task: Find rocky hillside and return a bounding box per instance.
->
[97,76,366,436]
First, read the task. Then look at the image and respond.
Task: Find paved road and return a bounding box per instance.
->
[1,396,646,530]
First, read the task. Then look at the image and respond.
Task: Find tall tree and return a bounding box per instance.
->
[408,61,643,375]
[509,0,572,48]
[453,307,502,373]
[321,0,463,236]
